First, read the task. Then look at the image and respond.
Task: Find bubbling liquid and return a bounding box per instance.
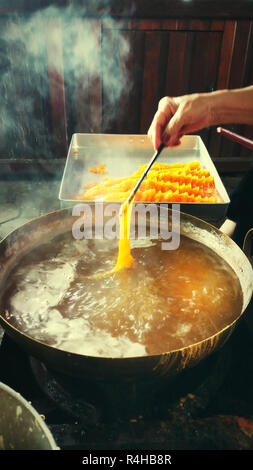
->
[2,233,243,358]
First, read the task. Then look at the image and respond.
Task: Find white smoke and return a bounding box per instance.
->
[0,3,131,158]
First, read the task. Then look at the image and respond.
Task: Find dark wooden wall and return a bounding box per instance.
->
[0,1,253,172]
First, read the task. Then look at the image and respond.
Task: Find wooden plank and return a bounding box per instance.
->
[46,18,68,157]
[235,21,253,158]
[112,18,224,32]
[138,19,164,30]
[217,21,237,90]
[102,0,253,19]
[189,32,222,93]
[101,28,145,133]
[116,19,179,31]
[165,29,222,99]
[89,19,103,133]
[165,31,194,97]
[229,21,252,89]
[208,21,237,158]
[2,1,253,19]
[73,18,92,133]
[1,17,52,159]
[136,18,220,31]
[211,20,225,31]
[219,20,253,158]
[0,18,21,158]
[116,30,145,133]
[160,19,179,30]
[67,18,102,134]
[189,31,223,148]
[177,19,211,31]
[140,31,162,133]
[156,31,170,100]
[100,26,119,132]
[209,21,253,158]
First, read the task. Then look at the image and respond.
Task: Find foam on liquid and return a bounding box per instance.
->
[2,233,242,358]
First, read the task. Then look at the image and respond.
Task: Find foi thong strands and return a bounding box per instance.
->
[74,161,220,203]
[84,201,134,279]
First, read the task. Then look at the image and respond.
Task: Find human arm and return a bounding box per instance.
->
[148,86,253,150]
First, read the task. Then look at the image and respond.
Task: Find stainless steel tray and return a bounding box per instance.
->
[59,133,230,222]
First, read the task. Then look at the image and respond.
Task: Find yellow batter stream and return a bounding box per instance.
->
[114,201,134,272]
[87,201,134,279]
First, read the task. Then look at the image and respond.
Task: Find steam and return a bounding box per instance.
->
[0,4,131,158]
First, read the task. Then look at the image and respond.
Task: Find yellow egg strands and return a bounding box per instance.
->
[73,161,220,204]
[113,201,134,272]
[86,201,134,279]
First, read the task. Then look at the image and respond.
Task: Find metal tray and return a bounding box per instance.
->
[58,133,230,222]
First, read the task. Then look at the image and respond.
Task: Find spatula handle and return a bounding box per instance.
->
[125,143,165,206]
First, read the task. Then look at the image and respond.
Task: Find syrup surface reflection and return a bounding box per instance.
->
[3,233,242,358]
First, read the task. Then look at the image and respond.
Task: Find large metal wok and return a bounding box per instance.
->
[0,206,252,383]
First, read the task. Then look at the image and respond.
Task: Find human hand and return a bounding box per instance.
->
[148,93,212,150]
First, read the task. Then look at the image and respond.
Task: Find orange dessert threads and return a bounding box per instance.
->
[73,161,220,203]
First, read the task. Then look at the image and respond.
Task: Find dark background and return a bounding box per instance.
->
[0,0,253,172]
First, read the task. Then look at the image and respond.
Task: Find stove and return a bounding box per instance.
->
[0,160,253,452]
[1,319,253,451]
